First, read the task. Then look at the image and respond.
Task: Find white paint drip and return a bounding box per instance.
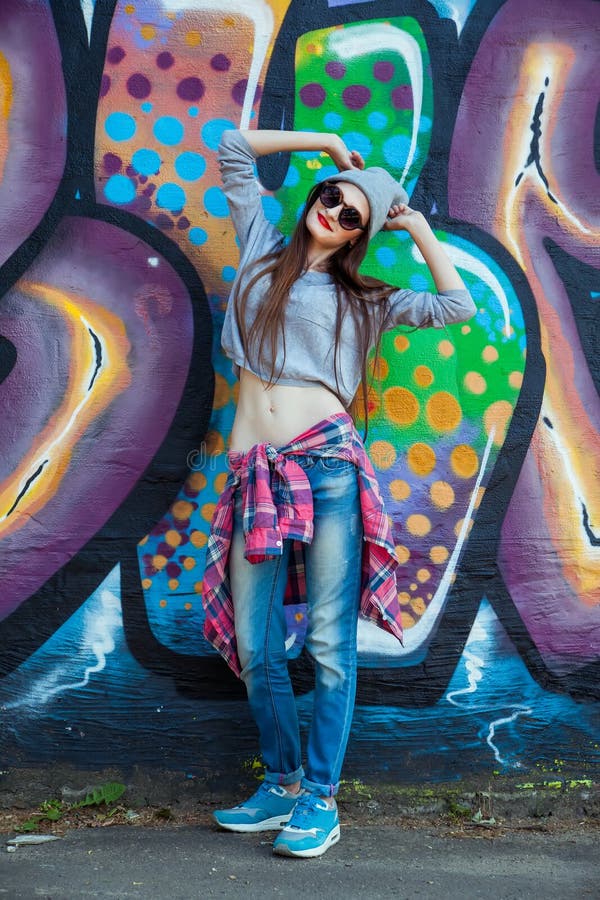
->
[80,0,94,44]
[446,649,484,705]
[411,243,512,337]
[486,706,532,765]
[329,23,422,186]
[2,581,122,711]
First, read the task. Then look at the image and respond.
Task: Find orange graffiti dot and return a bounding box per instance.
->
[417,568,431,583]
[406,514,431,537]
[390,479,411,501]
[411,597,426,616]
[398,591,411,605]
[172,500,194,521]
[214,472,227,494]
[185,29,202,46]
[407,442,436,476]
[369,440,396,470]
[159,599,167,608]
[140,24,156,41]
[187,471,207,492]
[201,502,216,522]
[190,530,208,548]
[168,578,179,591]
[410,583,417,592]
[474,486,485,509]
[427,592,433,600]
[509,371,523,389]
[413,365,434,388]
[369,356,389,380]
[438,339,455,358]
[194,581,203,594]
[482,345,499,363]
[395,544,410,564]
[463,371,487,395]
[213,373,231,409]
[294,612,304,622]
[184,602,192,611]
[306,42,317,53]
[354,384,380,419]
[426,391,462,432]
[138,535,149,546]
[430,480,455,509]
[450,444,478,478]
[454,517,474,537]
[222,16,236,27]
[401,611,415,629]
[461,324,471,335]
[183,556,196,571]
[153,554,168,570]
[205,430,225,457]
[142,578,152,590]
[484,400,513,445]
[165,529,182,548]
[124,4,135,13]
[430,545,449,564]
[394,334,410,353]
[384,386,420,426]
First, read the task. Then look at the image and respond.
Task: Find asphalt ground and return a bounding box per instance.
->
[1,821,599,900]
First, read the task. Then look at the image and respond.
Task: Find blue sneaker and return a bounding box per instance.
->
[272,792,340,858]
[213,783,299,833]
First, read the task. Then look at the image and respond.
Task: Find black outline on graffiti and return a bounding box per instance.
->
[0,0,214,675]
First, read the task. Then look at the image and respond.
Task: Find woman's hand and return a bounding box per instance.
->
[326,135,365,172]
[383,203,426,235]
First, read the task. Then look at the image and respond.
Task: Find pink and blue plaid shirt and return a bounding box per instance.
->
[201,412,402,676]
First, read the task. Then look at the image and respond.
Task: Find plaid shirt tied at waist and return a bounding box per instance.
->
[201,412,403,676]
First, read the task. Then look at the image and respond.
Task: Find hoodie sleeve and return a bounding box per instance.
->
[217,129,284,261]
[384,286,477,330]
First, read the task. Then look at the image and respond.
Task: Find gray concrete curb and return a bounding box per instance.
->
[1,766,599,825]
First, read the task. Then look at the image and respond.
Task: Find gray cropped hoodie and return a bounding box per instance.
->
[217,129,476,406]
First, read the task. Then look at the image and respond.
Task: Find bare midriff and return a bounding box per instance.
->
[229,367,346,452]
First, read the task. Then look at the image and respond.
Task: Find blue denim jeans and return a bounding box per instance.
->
[230,453,363,797]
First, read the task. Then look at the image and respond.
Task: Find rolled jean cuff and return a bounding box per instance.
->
[264,765,305,787]
[301,776,338,798]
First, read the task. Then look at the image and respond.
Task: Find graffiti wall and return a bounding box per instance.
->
[1,0,598,784]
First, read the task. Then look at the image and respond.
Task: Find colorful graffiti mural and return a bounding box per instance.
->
[0,0,598,782]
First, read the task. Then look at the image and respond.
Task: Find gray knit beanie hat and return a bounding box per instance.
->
[328,167,409,241]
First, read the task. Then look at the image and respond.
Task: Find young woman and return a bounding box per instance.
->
[202,128,476,858]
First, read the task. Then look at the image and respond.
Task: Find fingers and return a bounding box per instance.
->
[349,149,365,170]
[388,203,410,217]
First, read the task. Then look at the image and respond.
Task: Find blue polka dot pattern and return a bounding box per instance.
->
[132,148,161,176]
[153,116,184,146]
[203,186,229,217]
[104,174,136,204]
[201,118,236,151]
[156,182,186,212]
[189,227,208,246]
[105,112,136,141]
[175,151,206,181]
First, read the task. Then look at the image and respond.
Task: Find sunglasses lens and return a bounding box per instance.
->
[320,184,341,208]
[339,209,361,230]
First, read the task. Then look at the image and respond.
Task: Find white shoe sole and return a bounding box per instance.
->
[273,824,341,858]
[213,812,293,833]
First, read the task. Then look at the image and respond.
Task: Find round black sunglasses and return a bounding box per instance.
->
[318,182,367,232]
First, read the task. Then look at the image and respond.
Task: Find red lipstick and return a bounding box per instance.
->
[317,212,332,231]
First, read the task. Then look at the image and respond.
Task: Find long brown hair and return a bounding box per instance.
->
[234,182,398,433]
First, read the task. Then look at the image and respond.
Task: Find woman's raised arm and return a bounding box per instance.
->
[239,129,363,172]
